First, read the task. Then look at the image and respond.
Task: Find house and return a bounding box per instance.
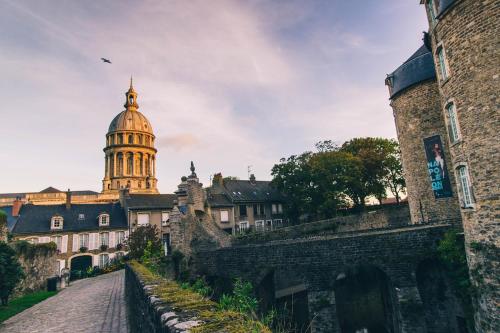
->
[207,173,286,234]
[120,190,177,254]
[11,193,128,276]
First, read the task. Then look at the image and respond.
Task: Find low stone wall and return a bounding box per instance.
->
[234,205,412,245]
[125,261,270,333]
[13,242,59,297]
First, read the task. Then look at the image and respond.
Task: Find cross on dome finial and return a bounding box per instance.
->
[124,77,139,110]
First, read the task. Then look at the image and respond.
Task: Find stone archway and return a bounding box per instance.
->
[416,259,470,333]
[70,255,93,280]
[333,265,398,333]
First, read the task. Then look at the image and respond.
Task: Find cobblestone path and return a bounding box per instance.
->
[0,270,128,333]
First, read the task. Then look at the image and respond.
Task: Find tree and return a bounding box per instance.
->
[271,152,319,220]
[382,143,406,204]
[0,242,25,305]
[126,225,163,260]
[309,150,361,216]
[340,137,399,207]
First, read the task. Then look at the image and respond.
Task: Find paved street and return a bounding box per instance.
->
[0,270,128,333]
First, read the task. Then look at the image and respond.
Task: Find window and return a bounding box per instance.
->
[99,254,109,268]
[277,204,283,214]
[99,213,110,226]
[427,0,437,25]
[266,220,273,230]
[116,231,125,245]
[118,134,123,144]
[128,134,133,144]
[145,136,150,146]
[239,221,249,233]
[437,47,449,81]
[220,210,229,223]
[162,233,171,256]
[79,233,89,248]
[457,165,474,208]
[239,205,247,217]
[78,213,85,220]
[161,212,170,226]
[51,236,62,251]
[255,220,264,231]
[446,103,461,143]
[272,204,277,214]
[137,213,150,226]
[253,204,258,216]
[51,216,63,230]
[259,204,265,215]
[274,219,283,228]
[138,134,143,145]
[100,232,109,247]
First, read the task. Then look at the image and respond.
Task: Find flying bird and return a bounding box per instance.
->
[101,58,112,64]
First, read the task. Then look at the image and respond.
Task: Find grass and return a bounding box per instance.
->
[0,291,57,323]
[129,261,271,333]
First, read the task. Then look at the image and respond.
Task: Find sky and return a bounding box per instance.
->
[0,0,429,194]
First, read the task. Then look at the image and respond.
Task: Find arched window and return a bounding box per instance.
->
[118,134,123,144]
[138,134,143,145]
[128,134,133,144]
[126,153,133,175]
[446,102,461,143]
[99,213,110,227]
[145,136,150,146]
[117,153,124,175]
[145,155,150,175]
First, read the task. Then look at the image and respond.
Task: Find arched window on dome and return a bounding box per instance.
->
[145,136,150,146]
[117,153,124,176]
[118,134,123,145]
[127,153,133,175]
[145,155,150,175]
[138,134,143,145]
[138,153,143,175]
[128,134,133,144]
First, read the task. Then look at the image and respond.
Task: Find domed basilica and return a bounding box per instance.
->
[102,79,158,194]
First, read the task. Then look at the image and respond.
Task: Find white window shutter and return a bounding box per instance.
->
[89,233,95,250]
[72,234,79,252]
[92,254,99,267]
[93,233,99,250]
[109,232,115,249]
[61,235,68,253]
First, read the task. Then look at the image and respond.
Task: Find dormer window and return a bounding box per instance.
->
[51,215,63,230]
[99,213,110,227]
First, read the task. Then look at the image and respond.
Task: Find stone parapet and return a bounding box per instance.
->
[125,261,270,333]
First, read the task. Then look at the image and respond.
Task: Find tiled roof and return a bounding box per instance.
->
[387,42,436,98]
[206,193,233,207]
[213,180,284,204]
[12,203,127,235]
[0,206,19,232]
[126,194,176,210]
[436,0,456,18]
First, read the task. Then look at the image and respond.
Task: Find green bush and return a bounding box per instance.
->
[0,242,25,305]
[217,278,258,314]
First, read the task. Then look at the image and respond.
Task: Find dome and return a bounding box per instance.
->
[108,109,153,134]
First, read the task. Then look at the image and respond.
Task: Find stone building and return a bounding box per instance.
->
[206,173,286,234]
[387,1,499,330]
[385,35,462,224]
[102,79,159,194]
[10,194,128,276]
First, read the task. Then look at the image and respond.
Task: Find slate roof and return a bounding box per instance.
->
[212,180,284,204]
[12,203,127,235]
[387,42,436,98]
[40,186,62,193]
[206,193,233,208]
[125,194,176,210]
[0,206,19,232]
[436,0,456,18]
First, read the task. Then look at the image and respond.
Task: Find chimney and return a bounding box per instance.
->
[249,174,256,184]
[66,189,72,210]
[12,196,23,217]
[213,173,223,187]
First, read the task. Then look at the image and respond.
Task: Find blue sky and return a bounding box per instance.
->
[0,0,428,193]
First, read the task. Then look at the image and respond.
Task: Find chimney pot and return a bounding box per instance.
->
[66,189,72,210]
[12,197,23,217]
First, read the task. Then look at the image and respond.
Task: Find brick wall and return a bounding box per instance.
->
[423,0,500,330]
[195,224,454,332]
[390,80,461,224]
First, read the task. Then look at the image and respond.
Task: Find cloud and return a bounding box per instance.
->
[158,133,200,151]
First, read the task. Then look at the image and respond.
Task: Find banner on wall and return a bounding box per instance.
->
[423,135,453,198]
